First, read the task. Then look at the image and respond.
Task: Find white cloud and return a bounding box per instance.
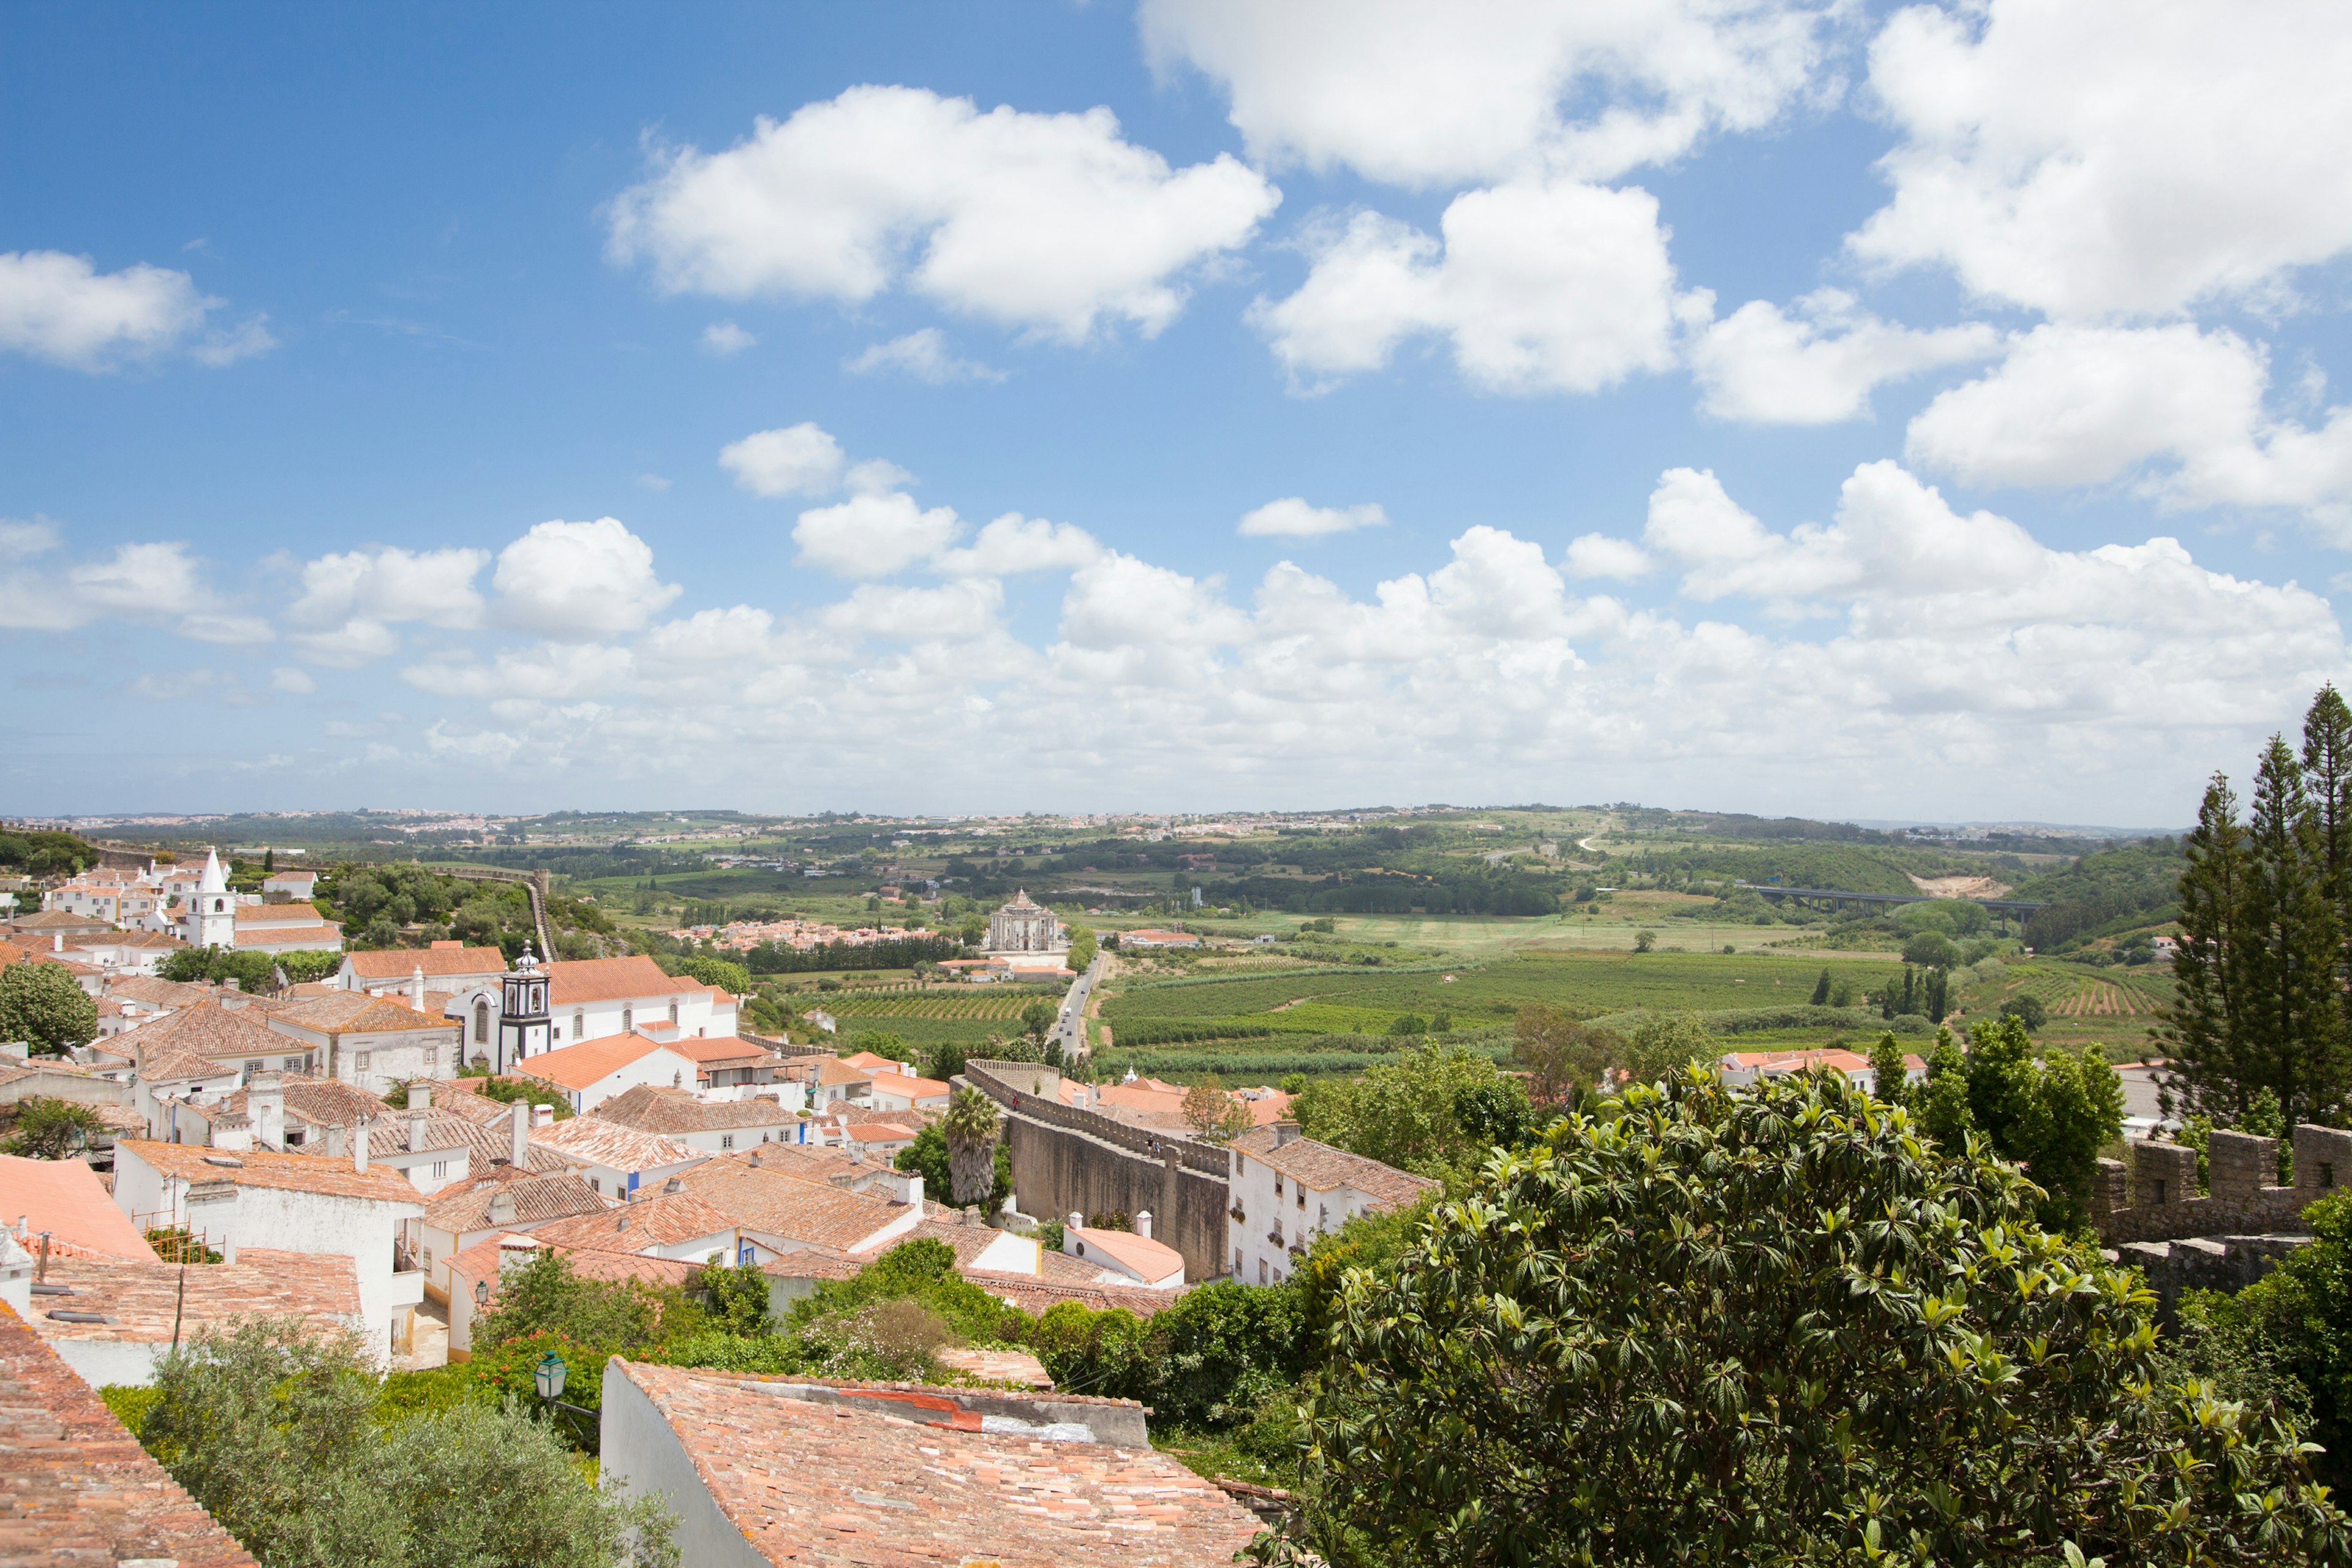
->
[1851,0,2352,317]
[823,579,1007,642]
[403,641,638,703]
[1904,324,2352,536]
[0,250,271,370]
[271,666,317,695]
[1236,497,1389,538]
[701,321,755,354]
[1253,182,1701,394]
[285,545,491,665]
[492,519,681,636]
[1689,290,2001,423]
[844,328,1004,384]
[1141,0,1843,187]
[1563,532,1653,579]
[606,85,1280,342]
[933,513,1103,576]
[720,422,846,498]
[793,491,962,577]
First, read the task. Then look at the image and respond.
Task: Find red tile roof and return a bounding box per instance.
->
[1066,1227,1184,1283]
[513,1034,688,1093]
[1228,1128,1439,1209]
[20,1249,360,1346]
[344,945,506,979]
[0,1153,158,1259]
[0,1301,260,1567]
[545,956,680,1005]
[116,1140,424,1206]
[527,1191,737,1252]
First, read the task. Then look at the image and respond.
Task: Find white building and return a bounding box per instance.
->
[527,1115,707,1202]
[1058,1215,1185,1289]
[173,849,341,954]
[264,992,461,1094]
[514,1033,704,1114]
[261,868,319,900]
[411,1163,611,1307]
[340,943,508,995]
[113,1137,426,1365]
[1226,1123,1439,1287]
[595,1084,811,1154]
[985,890,1066,954]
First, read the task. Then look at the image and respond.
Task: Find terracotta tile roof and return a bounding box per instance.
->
[756,1247,862,1284]
[231,903,330,924]
[219,1071,386,1131]
[101,975,214,1008]
[0,1153,157,1259]
[134,1046,246,1085]
[840,1123,918,1146]
[422,1169,609,1233]
[668,1035,780,1069]
[545,955,680,1005]
[607,1362,1257,1567]
[268,992,449,1035]
[527,1191,737,1251]
[1065,1227,1184,1283]
[66,930,184,950]
[960,1271,1193,1319]
[528,1117,703,1174]
[0,1301,260,1567]
[676,1159,909,1251]
[596,1085,804,1136]
[816,1057,875,1087]
[733,1142,895,1191]
[119,999,290,1062]
[20,1248,360,1346]
[406,1079,511,1125]
[838,1050,910,1072]
[868,1069,951,1098]
[513,1033,684,1093]
[344,945,506,979]
[1229,1128,1441,1209]
[116,1140,424,1207]
[230,924,345,951]
[0,940,28,967]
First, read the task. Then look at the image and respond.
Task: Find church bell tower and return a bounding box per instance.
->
[495,944,552,1072]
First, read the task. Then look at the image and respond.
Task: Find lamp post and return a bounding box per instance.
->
[530,1348,595,1446]
[534,1350,567,1403]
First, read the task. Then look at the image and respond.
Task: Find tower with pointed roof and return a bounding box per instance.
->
[192,848,235,949]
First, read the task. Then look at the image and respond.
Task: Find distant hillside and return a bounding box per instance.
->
[2013,839,2185,950]
[1633,843,1967,897]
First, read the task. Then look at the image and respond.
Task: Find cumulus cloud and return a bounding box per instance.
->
[1690,291,2001,423]
[793,491,963,577]
[1141,0,1842,187]
[492,518,681,637]
[0,250,273,370]
[844,328,1004,384]
[720,422,847,498]
[1904,325,2352,535]
[284,544,492,666]
[823,579,1008,642]
[933,513,1103,576]
[606,85,1280,342]
[271,666,317,695]
[0,533,270,643]
[1237,497,1389,538]
[1253,182,1702,394]
[701,321,755,354]
[1564,532,1653,579]
[1851,0,2352,317]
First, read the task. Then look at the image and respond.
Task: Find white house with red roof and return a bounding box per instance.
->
[514,1031,704,1114]
[1058,1216,1185,1289]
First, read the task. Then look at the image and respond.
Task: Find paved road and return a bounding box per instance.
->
[1056,953,1104,1060]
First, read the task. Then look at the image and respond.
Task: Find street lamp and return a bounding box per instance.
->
[534,1351,567,1403]
[473,1278,489,1309]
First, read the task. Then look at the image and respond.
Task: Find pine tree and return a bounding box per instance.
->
[1867,1031,1910,1107]
[2301,685,2352,1123]
[1899,965,1918,1018]
[1925,967,1949,1023]
[1809,968,1831,1006]
[2237,736,2343,1129]
[2162,774,2252,1123]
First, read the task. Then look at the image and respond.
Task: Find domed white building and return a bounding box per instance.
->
[986,890,1066,954]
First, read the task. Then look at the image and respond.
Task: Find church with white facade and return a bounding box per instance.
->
[985,890,1066,954]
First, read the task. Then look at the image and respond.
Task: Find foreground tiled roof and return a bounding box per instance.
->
[421,1169,608,1233]
[607,1362,1257,1567]
[527,1190,738,1251]
[0,1302,260,1567]
[677,1158,908,1250]
[0,1153,157,1259]
[344,944,505,979]
[529,1116,703,1174]
[545,955,680,1005]
[1229,1128,1440,1208]
[119,998,289,1062]
[116,1140,424,1206]
[734,1142,894,1191]
[20,1248,361,1346]
[597,1084,803,1135]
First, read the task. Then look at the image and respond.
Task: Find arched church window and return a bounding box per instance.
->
[623,1006,633,1032]
[473,1000,489,1045]
[668,1000,679,1024]
[572,1009,584,1041]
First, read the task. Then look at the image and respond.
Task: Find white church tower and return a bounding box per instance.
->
[191,848,235,949]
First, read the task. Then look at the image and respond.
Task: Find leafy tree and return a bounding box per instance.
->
[1,1095,104,1158]
[940,1086,1002,1208]
[0,960,98,1054]
[1924,965,1950,1023]
[1291,1071,2349,1567]
[1902,930,1961,968]
[472,1248,698,1352]
[1622,1009,1717,1086]
[1065,925,1097,971]
[892,1123,1009,1213]
[1384,1013,1428,1036]
[1913,1026,1974,1150]
[692,1258,772,1336]
[1511,1005,1623,1112]
[1019,998,1057,1046]
[1632,929,1656,953]
[924,1039,969,1082]
[1182,1072,1254,1143]
[139,1317,676,1567]
[1809,967,1831,1005]
[1866,1031,1911,1107]
[1291,1043,1531,1177]
[1999,993,2047,1031]
[1907,1016,2124,1229]
[673,955,751,995]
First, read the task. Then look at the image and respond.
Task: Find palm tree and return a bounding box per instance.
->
[941,1087,1001,1208]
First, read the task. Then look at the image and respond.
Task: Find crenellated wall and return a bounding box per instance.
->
[2092,1123,2352,1245]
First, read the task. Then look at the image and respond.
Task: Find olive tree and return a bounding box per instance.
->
[1291,1069,2348,1567]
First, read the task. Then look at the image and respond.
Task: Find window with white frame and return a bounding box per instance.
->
[431,1161,448,1180]
[622,1006,633,1032]
[572,1009,584,1040]
[355,1050,372,1071]
[720,1134,734,1150]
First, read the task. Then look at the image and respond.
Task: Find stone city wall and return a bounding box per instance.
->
[2092,1123,2351,1245]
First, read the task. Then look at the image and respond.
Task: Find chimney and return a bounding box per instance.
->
[407,1104,428,1155]
[1135,1210,1152,1240]
[325,1124,347,1158]
[51,933,62,954]
[905,1172,923,1216]
[224,976,241,993]
[486,1190,516,1226]
[961,1204,979,1229]
[248,1072,284,1151]
[211,1112,254,1153]
[1273,1120,1301,1147]
[411,1084,432,1112]
[410,967,426,1009]
[747,1150,763,1167]
[1066,1211,1084,1232]
[352,1121,369,1173]
[532,1104,554,1129]
[508,1102,529,1167]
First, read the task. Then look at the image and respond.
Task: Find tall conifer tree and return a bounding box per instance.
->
[2236,736,2342,1129]
[2161,775,2250,1121]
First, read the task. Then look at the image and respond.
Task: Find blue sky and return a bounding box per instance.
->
[6,1,2351,824]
